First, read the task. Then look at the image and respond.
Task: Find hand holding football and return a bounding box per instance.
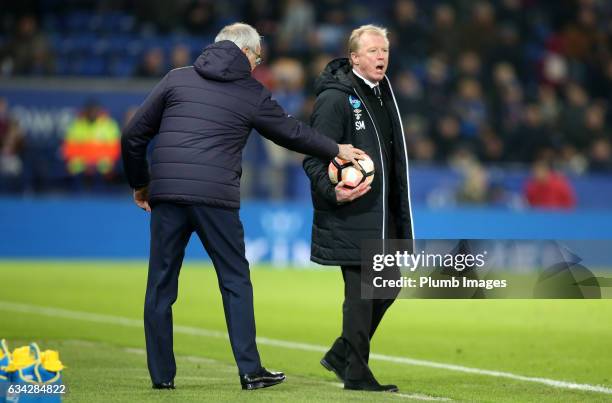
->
[328,154,375,189]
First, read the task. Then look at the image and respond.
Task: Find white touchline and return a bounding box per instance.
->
[119,344,451,401]
[1,300,611,395]
[329,382,451,401]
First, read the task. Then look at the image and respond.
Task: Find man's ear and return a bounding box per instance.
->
[350,52,359,66]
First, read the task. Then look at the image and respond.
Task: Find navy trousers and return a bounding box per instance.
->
[144,202,262,384]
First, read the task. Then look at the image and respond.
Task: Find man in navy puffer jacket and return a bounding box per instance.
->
[121,22,364,391]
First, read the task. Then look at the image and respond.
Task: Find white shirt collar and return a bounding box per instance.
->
[352,68,379,89]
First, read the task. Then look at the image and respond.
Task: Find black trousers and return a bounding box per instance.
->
[329,265,398,381]
[144,203,261,384]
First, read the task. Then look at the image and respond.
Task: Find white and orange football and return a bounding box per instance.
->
[328,154,375,189]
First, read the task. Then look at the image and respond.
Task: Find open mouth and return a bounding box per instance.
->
[376,65,385,73]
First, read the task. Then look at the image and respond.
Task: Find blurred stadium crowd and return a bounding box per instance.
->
[1,0,612,208]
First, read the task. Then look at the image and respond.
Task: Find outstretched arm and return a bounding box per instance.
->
[252,88,366,166]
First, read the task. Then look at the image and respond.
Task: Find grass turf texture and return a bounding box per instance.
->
[0,261,611,402]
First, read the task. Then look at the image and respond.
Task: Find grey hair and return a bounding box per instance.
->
[215,22,261,51]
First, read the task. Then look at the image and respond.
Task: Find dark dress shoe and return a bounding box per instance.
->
[152,381,175,389]
[339,336,398,392]
[344,379,399,392]
[240,367,285,390]
[321,338,347,382]
[320,354,346,382]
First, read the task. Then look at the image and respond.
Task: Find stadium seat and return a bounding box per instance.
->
[108,57,137,77]
[79,56,107,76]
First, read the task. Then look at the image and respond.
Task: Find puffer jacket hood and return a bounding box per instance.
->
[194,40,251,82]
[314,57,354,96]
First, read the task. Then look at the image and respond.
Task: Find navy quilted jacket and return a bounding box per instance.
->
[121,40,338,208]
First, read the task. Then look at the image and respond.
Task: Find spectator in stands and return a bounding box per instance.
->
[169,44,191,70]
[266,57,308,198]
[390,0,427,65]
[560,6,602,65]
[524,159,576,209]
[423,54,451,116]
[582,102,607,149]
[496,84,524,136]
[412,137,436,161]
[312,4,348,54]
[244,0,281,38]
[4,0,612,197]
[62,99,121,184]
[488,24,524,77]
[135,47,165,78]
[135,0,183,33]
[593,59,612,102]
[270,58,306,115]
[304,53,333,95]
[537,84,562,128]
[394,70,425,116]
[588,138,612,172]
[559,143,588,174]
[507,103,557,163]
[429,3,460,59]
[460,1,497,58]
[561,82,590,149]
[183,0,216,35]
[490,62,518,96]
[0,15,54,75]
[497,0,525,31]
[452,78,488,138]
[455,51,483,84]
[540,52,569,89]
[0,98,24,191]
[456,161,492,205]
[276,0,316,55]
[477,126,505,163]
[432,114,461,161]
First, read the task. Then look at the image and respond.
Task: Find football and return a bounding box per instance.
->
[328,154,375,189]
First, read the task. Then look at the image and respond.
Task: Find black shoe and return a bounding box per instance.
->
[152,380,175,389]
[240,368,285,390]
[320,355,346,382]
[340,336,398,392]
[344,379,399,392]
[321,338,347,382]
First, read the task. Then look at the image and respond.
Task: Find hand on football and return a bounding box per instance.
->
[335,181,371,203]
[134,186,151,212]
[337,144,366,168]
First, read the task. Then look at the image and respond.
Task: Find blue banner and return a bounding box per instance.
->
[1,198,612,265]
[0,85,147,143]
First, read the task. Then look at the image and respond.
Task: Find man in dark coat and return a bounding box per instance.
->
[303,24,415,392]
[121,22,364,391]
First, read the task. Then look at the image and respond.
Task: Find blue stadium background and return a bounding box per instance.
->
[1,0,612,264]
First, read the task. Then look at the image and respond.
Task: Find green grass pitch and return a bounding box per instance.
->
[1,261,611,402]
